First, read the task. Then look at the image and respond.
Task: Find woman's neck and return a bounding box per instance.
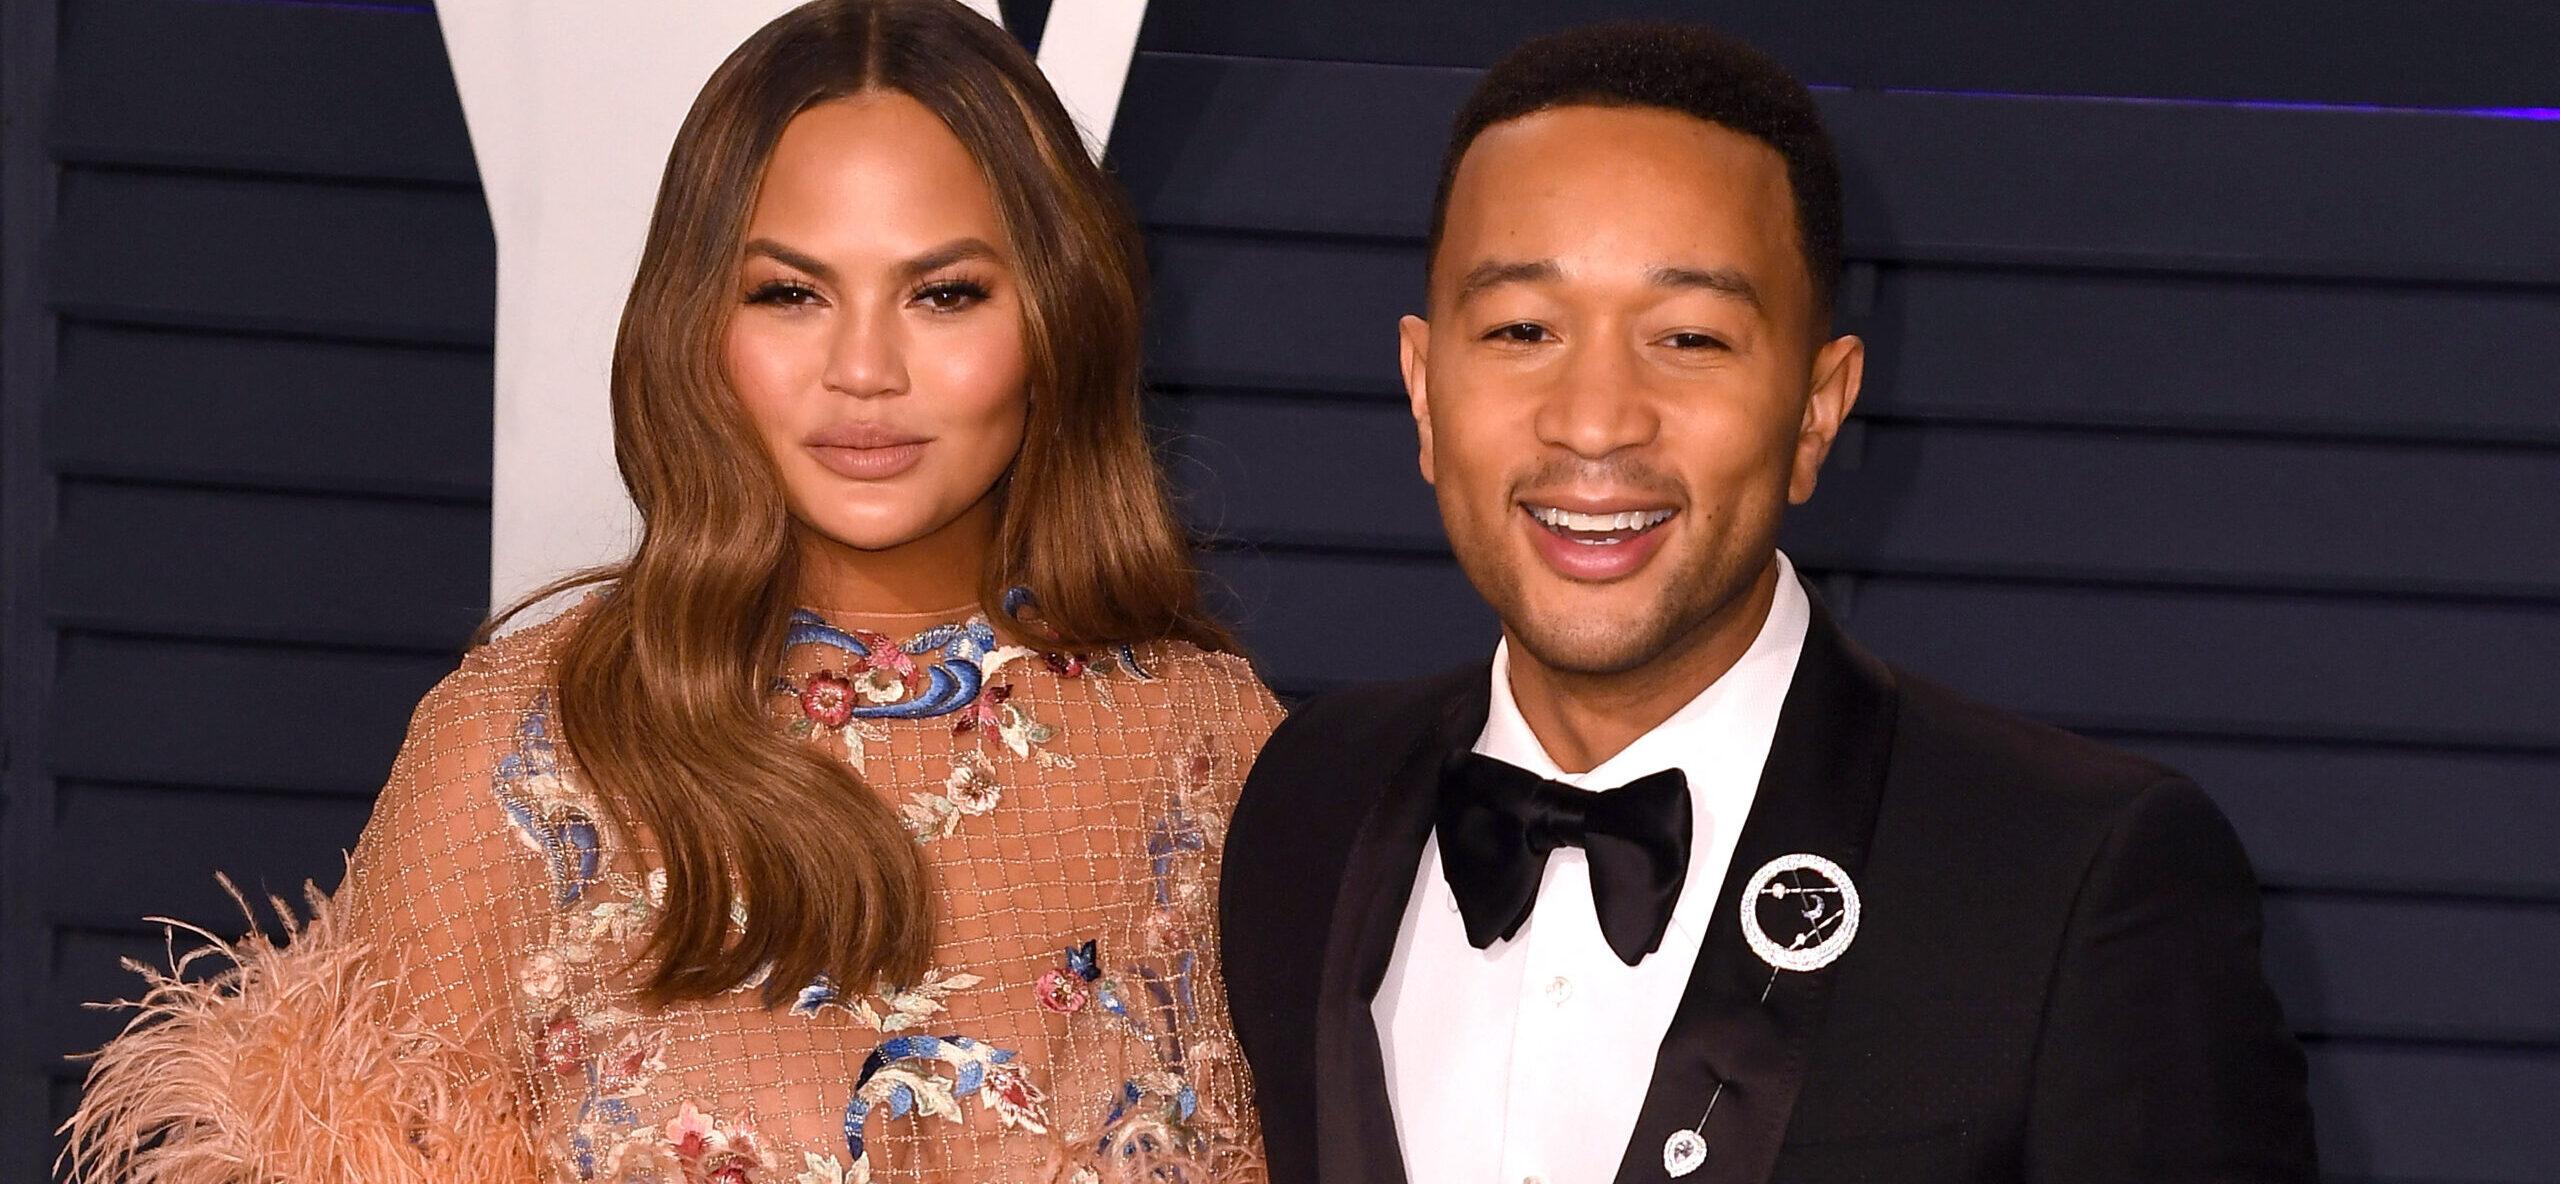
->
[793,494,998,616]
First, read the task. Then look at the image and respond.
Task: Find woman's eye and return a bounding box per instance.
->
[914,280,991,313]
[744,279,821,307]
[1485,322,1551,344]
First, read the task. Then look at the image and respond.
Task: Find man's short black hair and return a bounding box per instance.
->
[1429,21,1845,323]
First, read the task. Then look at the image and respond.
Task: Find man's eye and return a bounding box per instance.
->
[744,280,821,307]
[1663,332,1728,350]
[1485,322,1551,344]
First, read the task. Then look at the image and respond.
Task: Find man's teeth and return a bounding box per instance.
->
[1528,505,1676,534]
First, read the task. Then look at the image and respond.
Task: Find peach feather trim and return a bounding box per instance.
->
[56,877,542,1184]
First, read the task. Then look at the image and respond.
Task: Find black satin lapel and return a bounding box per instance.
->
[1313,664,1493,1184]
[1613,590,1899,1184]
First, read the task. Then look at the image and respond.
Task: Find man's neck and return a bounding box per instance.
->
[1506,558,1782,774]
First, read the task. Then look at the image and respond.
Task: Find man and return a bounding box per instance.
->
[1220,22,2316,1184]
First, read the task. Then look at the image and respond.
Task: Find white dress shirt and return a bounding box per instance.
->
[1373,553,1812,1184]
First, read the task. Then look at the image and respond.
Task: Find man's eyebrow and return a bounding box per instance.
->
[1453,258,1562,309]
[899,237,1003,280]
[1651,264,1763,313]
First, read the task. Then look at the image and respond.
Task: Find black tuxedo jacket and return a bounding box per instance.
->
[1221,588,2316,1183]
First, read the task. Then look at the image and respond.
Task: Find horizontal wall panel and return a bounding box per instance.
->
[1156,391,1434,549]
[1851,579,2560,749]
[2307,1042,2560,1183]
[54,0,475,183]
[1149,230,1416,396]
[48,782,369,930]
[1789,425,2560,599]
[1116,54,1465,241]
[2129,738,2560,901]
[49,480,488,649]
[49,633,454,794]
[2262,892,2560,1045]
[1204,549,1496,693]
[1860,265,2560,445]
[46,926,202,1074]
[1141,2,2560,110]
[53,167,494,344]
[1161,392,2560,599]
[50,323,493,498]
[1152,232,2560,446]
[1117,54,2560,284]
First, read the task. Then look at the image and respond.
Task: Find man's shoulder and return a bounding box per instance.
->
[1887,666,2187,811]
[1254,663,1483,780]
[1228,662,1480,863]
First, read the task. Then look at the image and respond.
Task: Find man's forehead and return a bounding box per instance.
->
[1433,107,1803,306]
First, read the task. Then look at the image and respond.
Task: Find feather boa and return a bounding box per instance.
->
[56,878,541,1184]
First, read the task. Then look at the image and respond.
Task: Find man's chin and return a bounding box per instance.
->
[1504,597,1681,677]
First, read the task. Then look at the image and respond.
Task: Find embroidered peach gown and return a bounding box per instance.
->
[63,597,1283,1184]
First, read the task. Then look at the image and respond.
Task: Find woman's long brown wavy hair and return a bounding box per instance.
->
[483,0,1232,1006]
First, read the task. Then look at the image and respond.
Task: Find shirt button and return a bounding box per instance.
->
[1525,1177,1544,1184]
[1545,975,1573,1004]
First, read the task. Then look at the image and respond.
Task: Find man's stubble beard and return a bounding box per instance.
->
[1453,509,1766,679]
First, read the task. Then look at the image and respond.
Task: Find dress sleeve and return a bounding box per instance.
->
[1171,652,1288,1182]
[58,627,565,1184]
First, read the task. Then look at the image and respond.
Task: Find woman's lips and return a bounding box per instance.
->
[808,441,926,480]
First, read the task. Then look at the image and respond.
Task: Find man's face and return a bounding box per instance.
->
[1402,104,1862,676]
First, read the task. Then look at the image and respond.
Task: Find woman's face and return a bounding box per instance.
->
[725,91,1029,557]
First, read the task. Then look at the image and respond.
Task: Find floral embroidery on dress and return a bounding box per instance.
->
[422,606,1261,1182]
[894,751,1005,840]
[494,694,604,906]
[779,610,1034,721]
[1039,737,1245,1167]
[791,967,987,1033]
[839,1035,1049,1182]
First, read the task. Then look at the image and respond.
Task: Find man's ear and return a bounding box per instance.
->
[1789,334,1865,504]
[1399,313,1437,486]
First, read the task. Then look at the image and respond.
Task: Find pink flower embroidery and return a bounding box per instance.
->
[1043,651,1086,678]
[954,683,1014,734]
[1035,967,1088,1014]
[539,1010,585,1075]
[799,671,855,728]
[665,1103,718,1160]
[983,1063,1049,1131]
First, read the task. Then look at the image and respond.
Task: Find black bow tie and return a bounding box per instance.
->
[1435,752,1695,966]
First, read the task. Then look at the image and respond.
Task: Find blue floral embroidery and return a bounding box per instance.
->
[840,1034,1046,1168]
[1146,809,1208,907]
[1054,937,1215,1161]
[1002,586,1155,680]
[785,611,996,720]
[492,693,602,907]
[1064,939,1101,982]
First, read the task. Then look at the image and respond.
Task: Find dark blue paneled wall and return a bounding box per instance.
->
[0,3,492,1179]
[1,2,2552,1181]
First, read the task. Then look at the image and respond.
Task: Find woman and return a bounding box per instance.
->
[60,2,1280,1181]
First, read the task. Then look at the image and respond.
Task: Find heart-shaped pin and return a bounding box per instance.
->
[1663,1129,1708,1177]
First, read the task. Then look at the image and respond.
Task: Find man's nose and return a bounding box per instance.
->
[1535,338,1660,458]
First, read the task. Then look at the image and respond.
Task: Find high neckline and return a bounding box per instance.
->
[795,600,983,624]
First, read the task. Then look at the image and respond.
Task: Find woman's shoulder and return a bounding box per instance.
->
[448,595,594,699]
[365,598,596,827]
[1109,638,1284,744]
